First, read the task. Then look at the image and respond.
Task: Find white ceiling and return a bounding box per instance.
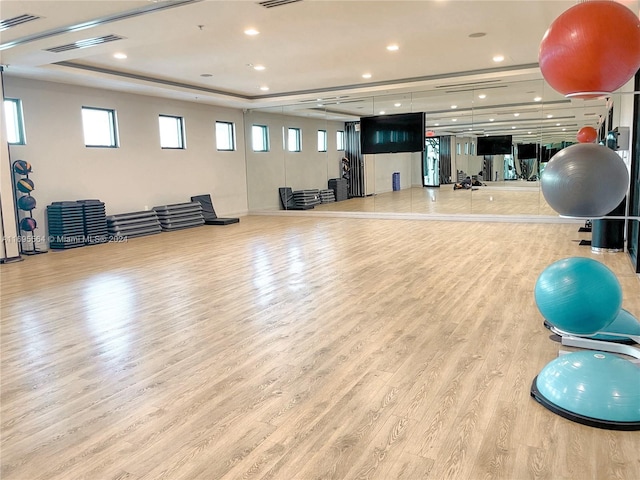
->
[1,0,638,143]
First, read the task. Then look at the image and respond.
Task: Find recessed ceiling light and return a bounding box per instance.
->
[513,113,520,117]
[386,44,399,51]
[556,123,561,126]
[452,118,457,122]
[253,65,266,71]
[547,114,553,118]
[492,55,504,62]
[489,118,495,122]
[562,128,566,131]
[200,73,213,77]
[451,105,457,109]
[394,103,401,107]
[528,131,532,134]
[478,94,486,99]
[512,126,516,129]
[362,73,372,79]
[534,96,542,102]
[434,123,440,126]
[379,111,385,115]
[468,128,472,131]
[260,86,269,91]
[244,28,259,36]
[113,53,127,59]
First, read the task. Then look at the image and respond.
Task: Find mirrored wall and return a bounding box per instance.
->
[244,75,620,216]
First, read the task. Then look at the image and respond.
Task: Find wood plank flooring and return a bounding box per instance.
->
[1,216,639,480]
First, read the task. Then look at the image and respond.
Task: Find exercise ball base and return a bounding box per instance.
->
[530,377,640,431]
[592,246,624,254]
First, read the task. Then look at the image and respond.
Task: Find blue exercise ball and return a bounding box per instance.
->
[541,143,628,217]
[17,195,37,211]
[13,160,32,175]
[19,217,37,232]
[533,351,640,426]
[534,257,622,335]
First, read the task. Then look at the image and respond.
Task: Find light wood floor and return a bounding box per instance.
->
[312,184,558,216]
[1,216,639,480]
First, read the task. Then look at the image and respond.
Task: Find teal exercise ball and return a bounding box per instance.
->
[534,257,622,335]
[534,351,640,425]
[541,143,628,218]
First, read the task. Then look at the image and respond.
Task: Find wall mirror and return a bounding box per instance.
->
[245,75,614,217]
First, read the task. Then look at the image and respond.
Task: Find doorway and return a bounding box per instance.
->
[424,137,440,187]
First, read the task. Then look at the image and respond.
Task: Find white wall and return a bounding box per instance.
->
[365,152,417,193]
[5,77,249,232]
[244,110,344,210]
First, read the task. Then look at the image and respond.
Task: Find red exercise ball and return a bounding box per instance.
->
[577,126,598,143]
[539,1,640,98]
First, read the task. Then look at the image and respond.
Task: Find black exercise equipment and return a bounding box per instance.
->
[190,194,239,225]
[279,187,314,210]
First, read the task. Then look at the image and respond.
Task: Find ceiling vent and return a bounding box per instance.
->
[44,34,124,53]
[257,0,302,8]
[0,14,41,32]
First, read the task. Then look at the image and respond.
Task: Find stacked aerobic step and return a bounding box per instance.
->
[47,201,86,249]
[106,211,162,239]
[328,178,348,201]
[78,199,108,245]
[292,190,321,208]
[319,189,335,203]
[152,202,204,231]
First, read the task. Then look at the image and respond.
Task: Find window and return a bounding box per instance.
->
[288,127,301,152]
[82,107,118,147]
[317,130,327,152]
[336,130,345,151]
[4,98,26,145]
[252,125,269,152]
[216,121,236,151]
[159,114,185,149]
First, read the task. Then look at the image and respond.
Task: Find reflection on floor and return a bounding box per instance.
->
[308,182,559,218]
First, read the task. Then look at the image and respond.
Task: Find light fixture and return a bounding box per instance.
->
[386,44,399,51]
[493,54,505,62]
[534,96,542,102]
[556,123,561,126]
[260,86,269,91]
[528,131,533,134]
[489,118,495,122]
[362,73,372,79]
[478,94,487,99]
[512,126,516,129]
[253,65,266,71]
[434,123,440,126]
[394,103,401,107]
[113,52,127,59]
[451,105,457,109]
[452,118,457,122]
[379,111,385,115]
[244,28,259,36]
[547,114,553,118]
[514,113,520,117]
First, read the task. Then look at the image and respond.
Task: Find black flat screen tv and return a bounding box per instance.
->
[477,135,512,155]
[360,112,425,154]
[517,143,538,160]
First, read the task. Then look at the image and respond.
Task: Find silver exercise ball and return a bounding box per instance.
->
[541,143,629,217]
